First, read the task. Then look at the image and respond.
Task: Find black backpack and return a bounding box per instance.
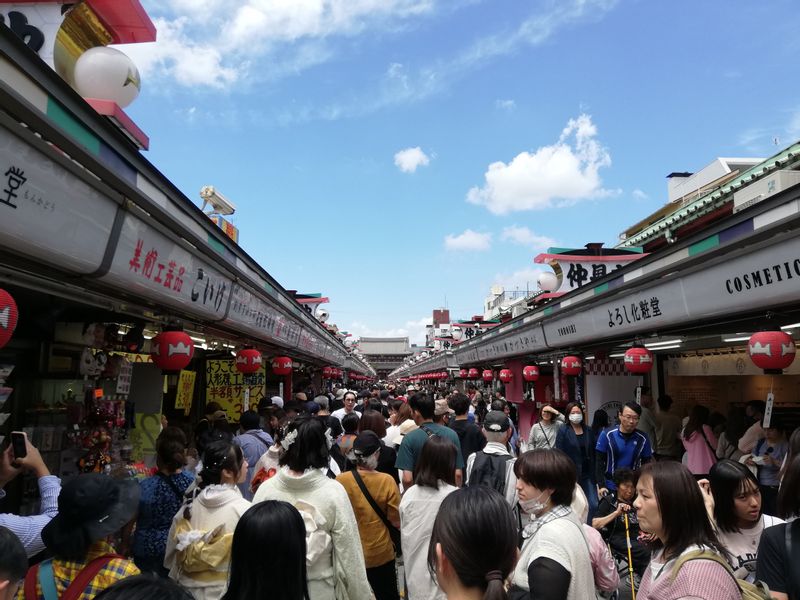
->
[467,452,513,495]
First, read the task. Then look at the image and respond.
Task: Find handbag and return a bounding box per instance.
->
[698,427,718,463]
[351,470,402,556]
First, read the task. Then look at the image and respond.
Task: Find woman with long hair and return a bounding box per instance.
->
[707,459,783,582]
[756,454,800,600]
[682,405,718,478]
[133,429,194,576]
[633,461,740,599]
[164,440,251,600]
[779,426,800,481]
[555,403,597,522]
[399,436,459,600]
[253,415,372,600]
[526,404,565,450]
[510,449,594,600]
[221,501,309,600]
[427,486,518,600]
[716,407,748,463]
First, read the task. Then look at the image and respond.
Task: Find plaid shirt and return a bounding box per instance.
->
[18,541,139,600]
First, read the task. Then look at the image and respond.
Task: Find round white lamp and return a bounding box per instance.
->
[74,47,141,108]
[538,271,559,293]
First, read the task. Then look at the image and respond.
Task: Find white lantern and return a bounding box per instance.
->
[316,309,330,323]
[74,47,141,108]
[538,271,559,293]
[452,327,464,341]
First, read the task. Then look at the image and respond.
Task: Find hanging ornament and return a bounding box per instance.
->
[560,355,582,376]
[271,356,293,376]
[499,368,513,383]
[747,331,796,374]
[150,331,194,371]
[468,367,480,379]
[459,368,469,378]
[522,365,540,382]
[482,369,494,382]
[0,289,19,350]
[235,348,263,374]
[624,346,654,375]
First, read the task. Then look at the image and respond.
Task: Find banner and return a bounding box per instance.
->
[205,360,266,421]
[175,370,197,415]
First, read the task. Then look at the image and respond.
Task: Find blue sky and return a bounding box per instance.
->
[121,0,800,345]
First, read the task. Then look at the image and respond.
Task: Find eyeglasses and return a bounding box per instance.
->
[621,414,640,422]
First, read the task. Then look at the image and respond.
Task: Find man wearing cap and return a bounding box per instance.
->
[395,393,465,489]
[433,399,454,426]
[29,473,140,597]
[0,436,60,558]
[465,410,518,507]
[233,410,274,500]
[336,432,401,600]
[448,393,486,462]
[331,390,362,423]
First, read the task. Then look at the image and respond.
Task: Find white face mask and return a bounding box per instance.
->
[569,413,583,424]
[519,490,550,516]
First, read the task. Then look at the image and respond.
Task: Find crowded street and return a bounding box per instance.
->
[1,1,800,600]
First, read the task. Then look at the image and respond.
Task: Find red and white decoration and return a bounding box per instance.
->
[482,369,494,382]
[468,367,480,379]
[0,289,19,350]
[499,369,513,383]
[271,356,293,376]
[235,348,263,374]
[624,346,654,375]
[560,355,582,376]
[150,331,194,371]
[522,365,540,382]
[459,368,469,378]
[747,331,796,373]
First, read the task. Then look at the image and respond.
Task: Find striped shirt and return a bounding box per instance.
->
[0,475,60,557]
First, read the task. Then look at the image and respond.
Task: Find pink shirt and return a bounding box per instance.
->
[682,425,718,475]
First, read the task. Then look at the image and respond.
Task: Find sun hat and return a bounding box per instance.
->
[434,399,455,416]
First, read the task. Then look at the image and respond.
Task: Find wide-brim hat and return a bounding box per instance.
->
[42,474,140,549]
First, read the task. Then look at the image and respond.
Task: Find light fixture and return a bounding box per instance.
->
[781,323,800,330]
[584,355,595,360]
[190,336,206,344]
[644,339,683,348]
[651,344,682,351]
[609,352,626,358]
[723,336,752,343]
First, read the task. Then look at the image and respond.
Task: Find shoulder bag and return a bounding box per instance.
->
[25,555,121,600]
[351,470,402,556]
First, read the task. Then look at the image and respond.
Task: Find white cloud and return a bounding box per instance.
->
[500,226,555,250]
[496,99,516,111]
[444,229,492,251]
[394,147,431,173]
[632,189,648,200]
[350,316,431,346]
[466,114,615,215]
[492,267,545,292]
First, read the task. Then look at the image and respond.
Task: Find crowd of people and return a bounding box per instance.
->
[1,381,799,600]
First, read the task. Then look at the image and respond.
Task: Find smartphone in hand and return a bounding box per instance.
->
[10,431,27,460]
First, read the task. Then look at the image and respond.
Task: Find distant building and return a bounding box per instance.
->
[357,337,413,379]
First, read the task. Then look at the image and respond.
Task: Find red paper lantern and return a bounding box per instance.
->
[271,356,293,376]
[560,355,582,376]
[0,289,19,350]
[522,365,540,382]
[624,346,654,374]
[748,331,796,373]
[150,331,194,371]
[499,369,513,383]
[440,371,449,380]
[482,369,494,382]
[235,348,263,374]
[468,368,480,379]
[459,368,469,378]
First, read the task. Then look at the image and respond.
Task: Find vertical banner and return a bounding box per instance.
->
[175,370,197,416]
[205,360,266,421]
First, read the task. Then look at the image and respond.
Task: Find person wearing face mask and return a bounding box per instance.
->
[510,449,594,600]
[555,403,598,523]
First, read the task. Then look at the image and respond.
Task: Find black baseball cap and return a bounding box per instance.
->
[483,410,510,433]
[353,431,382,457]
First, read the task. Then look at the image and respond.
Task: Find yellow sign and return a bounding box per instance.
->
[205,360,267,421]
[176,370,197,415]
[131,412,162,465]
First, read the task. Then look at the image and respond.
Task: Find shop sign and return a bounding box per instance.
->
[102,213,233,321]
[534,252,644,295]
[0,124,119,273]
[175,370,196,415]
[470,324,547,363]
[205,359,266,422]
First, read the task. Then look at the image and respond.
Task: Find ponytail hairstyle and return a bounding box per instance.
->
[428,486,517,600]
[184,441,243,519]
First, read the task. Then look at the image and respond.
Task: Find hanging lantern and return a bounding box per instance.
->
[0,289,19,350]
[522,365,540,382]
[271,356,293,376]
[747,331,796,374]
[499,368,513,383]
[150,331,194,371]
[560,355,582,376]
[459,368,469,378]
[441,371,449,380]
[468,367,480,379]
[482,369,494,382]
[624,346,654,375]
[235,348,263,374]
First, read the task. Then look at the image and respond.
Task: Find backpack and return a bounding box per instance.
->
[671,549,774,600]
[25,555,121,600]
[467,452,513,495]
